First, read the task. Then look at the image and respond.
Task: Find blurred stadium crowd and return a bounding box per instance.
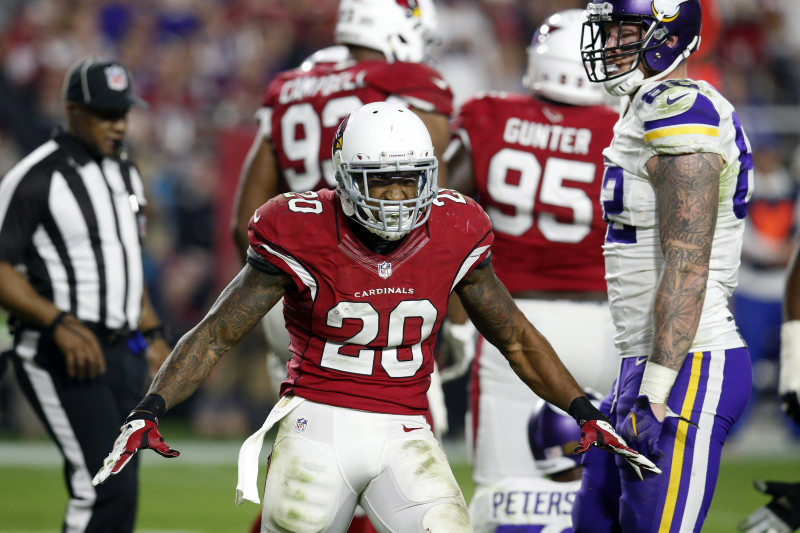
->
[2,0,800,439]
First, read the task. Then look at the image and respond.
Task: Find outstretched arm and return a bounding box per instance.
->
[93,264,292,486]
[150,264,291,409]
[643,152,721,419]
[454,263,584,411]
[455,263,661,478]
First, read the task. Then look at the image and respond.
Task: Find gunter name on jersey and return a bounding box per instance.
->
[502,117,593,155]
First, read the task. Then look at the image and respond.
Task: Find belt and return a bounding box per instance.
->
[81,322,135,343]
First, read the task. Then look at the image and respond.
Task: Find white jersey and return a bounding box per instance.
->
[600,79,752,357]
[469,477,579,533]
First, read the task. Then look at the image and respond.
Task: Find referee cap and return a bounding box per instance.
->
[63,57,148,111]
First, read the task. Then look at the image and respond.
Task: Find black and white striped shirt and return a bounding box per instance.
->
[0,129,147,330]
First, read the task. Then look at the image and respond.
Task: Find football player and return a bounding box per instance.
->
[470,391,602,533]
[92,101,658,533]
[445,9,620,487]
[573,1,755,531]
[230,4,451,530]
[229,0,451,433]
[737,219,800,533]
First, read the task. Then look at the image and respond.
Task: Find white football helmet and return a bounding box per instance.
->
[300,45,351,71]
[523,9,607,106]
[334,0,439,63]
[333,102,438,240]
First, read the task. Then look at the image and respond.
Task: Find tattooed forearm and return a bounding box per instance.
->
[649,152,721,371]
[149,265,290,409]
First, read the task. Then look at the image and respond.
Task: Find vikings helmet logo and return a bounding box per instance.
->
[652,0,688,22]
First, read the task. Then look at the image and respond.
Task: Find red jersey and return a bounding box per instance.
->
[248,188,492,415]
[451,92,617,293]
[261,59,453,194]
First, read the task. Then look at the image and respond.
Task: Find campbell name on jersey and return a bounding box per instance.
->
[452,92,617,293]
[601,79,753,355]
[258,59,453,194]
[247,188,492,415]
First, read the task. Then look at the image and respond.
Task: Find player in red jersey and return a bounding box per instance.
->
[231,0,451,258]
[444,10,621,488]
[229,0,453,446]
[230,5,451,529]
[92,102,658,532]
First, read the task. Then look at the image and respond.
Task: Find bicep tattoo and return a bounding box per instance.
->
[654,153,721,267]
[455,265,516,349]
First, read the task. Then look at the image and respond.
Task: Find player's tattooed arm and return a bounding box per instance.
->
[648,152,722,372]
[456,264,583,411]
[149,265,292,409]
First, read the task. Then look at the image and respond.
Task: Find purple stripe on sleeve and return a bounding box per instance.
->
[644,93,720,131]
[732,112,753,219]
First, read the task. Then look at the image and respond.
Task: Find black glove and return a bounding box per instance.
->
[738,481,800,533]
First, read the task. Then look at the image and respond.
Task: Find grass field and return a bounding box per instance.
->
[0,434,798,533]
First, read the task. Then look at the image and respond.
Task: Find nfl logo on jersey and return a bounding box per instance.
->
[378,261,392,279]
[294,418,308,433]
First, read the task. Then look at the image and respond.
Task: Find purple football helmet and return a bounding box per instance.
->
[528,389,602,476]
[581,0,702,96]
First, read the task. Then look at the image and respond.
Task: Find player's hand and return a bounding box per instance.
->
[53,313,106,379]
[438,318,477,382]
[781,391,800,428]
[573,417,661,480]
[620,396,664,460]
[738,480,800,533]
[92,411,179,486]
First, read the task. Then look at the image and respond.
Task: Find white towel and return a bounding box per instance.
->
[235,395,305,505]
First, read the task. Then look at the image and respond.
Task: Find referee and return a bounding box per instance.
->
[0,57,170,533]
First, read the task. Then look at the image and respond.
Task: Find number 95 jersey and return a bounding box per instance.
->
[451,92,618,293]
[247,188,493,415]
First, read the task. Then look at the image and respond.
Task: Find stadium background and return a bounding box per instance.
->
[1,0,800,531]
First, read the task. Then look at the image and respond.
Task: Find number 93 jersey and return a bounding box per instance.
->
[247,188,492,415]
[259,58,453,194]
[451,92,618,293]
[601,79,753,356]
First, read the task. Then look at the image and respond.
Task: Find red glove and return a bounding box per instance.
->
[92,396,180,486]
[569,395,662,481]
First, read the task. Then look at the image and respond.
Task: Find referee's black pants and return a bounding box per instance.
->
[12,325,147,533]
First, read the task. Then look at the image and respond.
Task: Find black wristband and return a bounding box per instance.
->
[47,311,69,332]
[126,393,167,423]
[568,395,609,425]
[142,325,167,343]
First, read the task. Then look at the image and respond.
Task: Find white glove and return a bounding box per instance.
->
[438,319,477,382]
